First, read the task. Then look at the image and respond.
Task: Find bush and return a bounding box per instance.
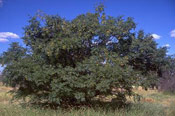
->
[2,44,137,107]
[158,57,175,93]
[0,73,2,82]
[159,70,175,93]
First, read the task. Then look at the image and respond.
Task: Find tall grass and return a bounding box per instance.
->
[167,102,175,116]
[1,83,174,116]
[0,102,166,116]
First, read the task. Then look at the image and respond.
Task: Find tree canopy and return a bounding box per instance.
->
[0,5,168,107]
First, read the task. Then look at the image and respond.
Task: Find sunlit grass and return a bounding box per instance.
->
[0,83,174,116]
[0,102,166,116]
[133,87,175,107]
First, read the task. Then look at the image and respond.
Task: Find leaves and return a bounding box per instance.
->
[0,5,168,107]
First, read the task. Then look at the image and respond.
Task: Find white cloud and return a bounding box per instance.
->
[170,29,175,38]
[163,44,170,48]
[0,32,19,43]
[151,34,161,39]
[0,0,2,6]
[0,38,9,42]
[0,32,19,38]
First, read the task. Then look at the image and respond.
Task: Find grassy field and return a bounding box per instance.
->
[0,83,175,116]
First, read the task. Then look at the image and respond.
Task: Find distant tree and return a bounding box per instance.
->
[158,56,175,93]
[0,42,26,66]
[0,72,2,82]
[0,42,27,86]
[127,30,167,88]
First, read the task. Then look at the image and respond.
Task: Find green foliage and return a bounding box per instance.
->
[0,43,27,86]
[0,5,168,107]
[0,42,26,66]
[128,30,167,88]
[158,56,175,93]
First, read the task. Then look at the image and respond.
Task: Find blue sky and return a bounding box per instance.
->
[0,0,175,71]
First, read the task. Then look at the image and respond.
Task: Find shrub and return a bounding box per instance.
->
[158,57,175,93]
[0,73,2,82]
[159,70,175,93]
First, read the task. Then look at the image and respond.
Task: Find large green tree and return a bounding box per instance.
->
[0,5,167,107]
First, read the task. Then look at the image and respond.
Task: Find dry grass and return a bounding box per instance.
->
[0,83,174,116]
[0,83,12,103]
[132,87,175,107]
